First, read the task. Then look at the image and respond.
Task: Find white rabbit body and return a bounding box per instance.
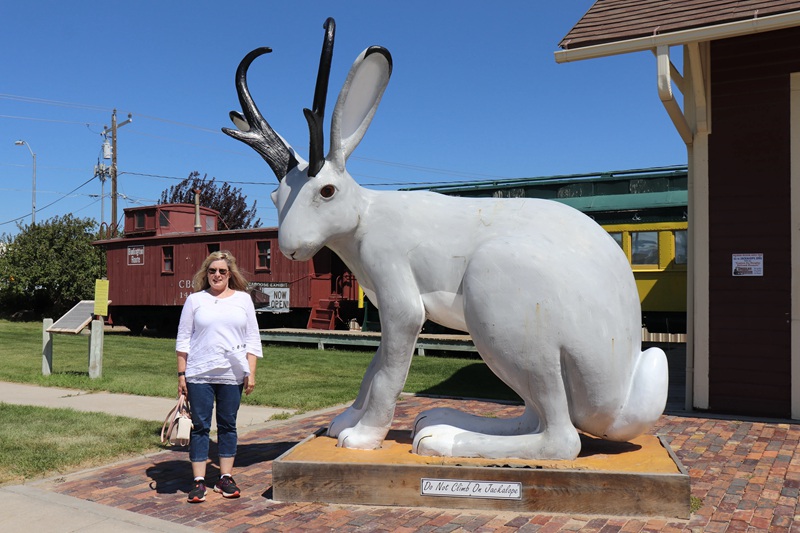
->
[224,19,668,460]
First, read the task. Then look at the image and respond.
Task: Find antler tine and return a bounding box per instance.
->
[304,17,335,177]
[222,47,298,181]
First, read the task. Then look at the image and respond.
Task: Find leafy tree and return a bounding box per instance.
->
[0,215,105,319]
[158,171,261,230]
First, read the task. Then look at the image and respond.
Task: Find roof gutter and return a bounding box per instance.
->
[555,10,800,63]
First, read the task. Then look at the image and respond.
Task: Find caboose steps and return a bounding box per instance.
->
[307,299,339,330]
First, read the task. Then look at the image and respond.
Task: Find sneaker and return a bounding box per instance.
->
[214,475,241,498]
[187,480,206,503]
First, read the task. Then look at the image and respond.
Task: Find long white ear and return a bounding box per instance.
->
[328,46,392,170]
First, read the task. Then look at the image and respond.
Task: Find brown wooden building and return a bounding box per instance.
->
[95,204,360,333]
[557,1,800,418]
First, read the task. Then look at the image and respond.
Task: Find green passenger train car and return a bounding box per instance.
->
[405,165,689,334]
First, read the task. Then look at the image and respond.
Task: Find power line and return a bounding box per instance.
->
[120,170,480,189]
[0,174,97,227]
[350,156,511,181]
[3,91,519,191]
[0,93,112,112]
[3,92,511,181]
[0,93,216,135]
[0,114,104,127]
[70,196,102,216]
[131,113,221,134]
[123,171,271,186]
[124,130,245,155]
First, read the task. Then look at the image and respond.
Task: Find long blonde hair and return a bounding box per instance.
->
[192,250,249,293]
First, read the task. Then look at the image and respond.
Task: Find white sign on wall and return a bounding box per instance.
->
[732,253,763,277]
[250,282,291,313]
[127,245,144,266]
[420,478,522,500]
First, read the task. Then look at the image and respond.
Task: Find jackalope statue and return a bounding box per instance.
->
[223,18,668,460]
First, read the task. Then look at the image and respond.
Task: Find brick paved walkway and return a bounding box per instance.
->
[41,396,800,532]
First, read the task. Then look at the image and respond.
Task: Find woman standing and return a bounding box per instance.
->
[176,250,263,503]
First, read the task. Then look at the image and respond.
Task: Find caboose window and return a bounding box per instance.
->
[207,243,220,254]
[162,246,174,274]
[134,212,145,229]
[631,232,658,265]
[159,210,170,228]
[257,241,271,270]
[609,232,623,249]
[674,230,687,265]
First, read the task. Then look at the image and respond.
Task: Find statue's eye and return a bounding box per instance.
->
[320,184,336,199]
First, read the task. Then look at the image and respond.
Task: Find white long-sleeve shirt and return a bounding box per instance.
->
[176,290,263,385]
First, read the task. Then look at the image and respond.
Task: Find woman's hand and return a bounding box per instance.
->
[245,353,258,396]
[244,374,255,395]
[176,351,189,396]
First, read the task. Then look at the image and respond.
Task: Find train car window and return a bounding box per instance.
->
[631,232,658,265]
[257,241,271,271]
[159,210,170,228]
[135,212,145,230]
[207,243,220,254]
[162,246,174,274]
[205,216,215,231]
[609,232,623,249]
[675,230,687,265]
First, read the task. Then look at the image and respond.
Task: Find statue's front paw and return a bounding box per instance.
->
[337,424,388,450]
[412,424,460,456]
[328,407,362,437]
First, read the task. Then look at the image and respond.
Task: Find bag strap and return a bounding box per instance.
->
[179,395,191,416]
[160,394,186,445]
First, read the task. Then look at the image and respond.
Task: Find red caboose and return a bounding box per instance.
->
[94,204,360,334]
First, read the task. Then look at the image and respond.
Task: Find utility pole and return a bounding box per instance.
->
[103,109,132,236]
[110,110,118,234]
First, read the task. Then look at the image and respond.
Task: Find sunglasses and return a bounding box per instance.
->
[207,268,229,275]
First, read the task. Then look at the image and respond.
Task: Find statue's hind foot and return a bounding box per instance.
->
[412,406,539,437]
[412,422,581,461]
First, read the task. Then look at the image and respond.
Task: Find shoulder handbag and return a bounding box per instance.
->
[160,393,193,447]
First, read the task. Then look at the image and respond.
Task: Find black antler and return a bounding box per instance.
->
[222,47,298,181]
[303,17,335,177]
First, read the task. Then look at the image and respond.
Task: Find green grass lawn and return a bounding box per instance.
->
[0,319,519,483]
[0,320,519,411]
[0,403,160,485]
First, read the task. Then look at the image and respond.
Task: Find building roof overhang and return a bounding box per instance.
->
[555,9,800,63]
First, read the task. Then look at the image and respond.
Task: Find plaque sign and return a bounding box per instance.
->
[420,478,522,500]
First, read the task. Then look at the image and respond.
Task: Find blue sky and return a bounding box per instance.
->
[0,2,686,234]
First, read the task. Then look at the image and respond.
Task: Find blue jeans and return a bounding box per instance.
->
[186,382,244,463]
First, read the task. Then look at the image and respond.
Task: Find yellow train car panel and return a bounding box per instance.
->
[603,221,688,313]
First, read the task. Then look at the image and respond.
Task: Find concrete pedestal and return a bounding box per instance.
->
[273,428,690,518]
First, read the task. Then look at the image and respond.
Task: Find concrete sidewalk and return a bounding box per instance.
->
[0,381,294,428]
[0,485,196,532]
[0,381,295,532]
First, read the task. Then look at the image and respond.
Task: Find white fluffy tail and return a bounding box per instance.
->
[602,347,669,442]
